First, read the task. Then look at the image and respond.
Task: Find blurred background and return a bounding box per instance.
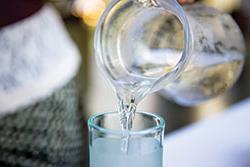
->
[0,0,249,166]
[48,0,250,131]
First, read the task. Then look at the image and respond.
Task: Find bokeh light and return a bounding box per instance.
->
[72,0,106,27]
[203,0,241,12]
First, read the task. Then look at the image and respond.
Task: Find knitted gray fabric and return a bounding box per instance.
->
[0,79,85,167]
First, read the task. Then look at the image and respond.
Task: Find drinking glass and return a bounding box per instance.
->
[88,111,165,167]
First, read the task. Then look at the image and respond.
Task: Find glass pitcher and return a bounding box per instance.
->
[95,0,245,106]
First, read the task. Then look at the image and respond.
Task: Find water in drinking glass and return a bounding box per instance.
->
[90,138,163,167]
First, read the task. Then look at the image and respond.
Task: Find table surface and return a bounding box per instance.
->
[164,98,250,167]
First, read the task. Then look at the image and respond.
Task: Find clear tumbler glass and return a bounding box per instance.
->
[88,111,165,167]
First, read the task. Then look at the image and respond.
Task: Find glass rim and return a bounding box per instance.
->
[88,111,165,136]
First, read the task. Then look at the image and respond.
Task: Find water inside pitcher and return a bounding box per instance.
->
[95,0,245,106]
